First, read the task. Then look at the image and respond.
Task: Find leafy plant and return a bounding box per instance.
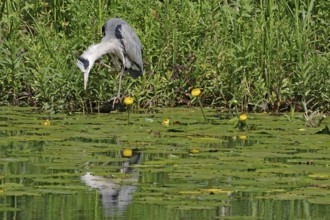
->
[0,0,328,113]
[302,101,326,127]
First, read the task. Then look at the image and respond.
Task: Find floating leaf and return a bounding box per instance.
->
[308,174,330,180]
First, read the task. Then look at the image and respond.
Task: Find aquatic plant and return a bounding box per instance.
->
[229,99,239,116]
[239,113,247,121]
[162,118,170,126]
[123,97,133,105]
[1,107,330,219]
[189,149,199,154]
[191,88,207,123]
[230,113,249,131]
[124,96,133,124]
[42,119,51,126]
[122,149,133,157]
[284,105,296,122]
[301,101,326,127]
[191,88,201,97]
[237,113,249,131]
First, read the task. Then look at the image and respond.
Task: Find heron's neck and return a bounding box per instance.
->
[81,40,121,64]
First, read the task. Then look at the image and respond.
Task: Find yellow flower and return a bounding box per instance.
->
[162,118,170,126]
[122,149,133,157]
[123,97,133,105]
[239,114,248,121]
[191,88,201,97]
[190,149,199,154]
[42,119,50,126]
[239,135,247,140]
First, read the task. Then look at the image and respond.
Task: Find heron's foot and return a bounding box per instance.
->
[109,96,123,109]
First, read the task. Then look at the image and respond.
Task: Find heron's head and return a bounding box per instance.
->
[77,56,91,90]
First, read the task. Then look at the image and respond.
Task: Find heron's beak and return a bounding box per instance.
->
[84,71,89,90]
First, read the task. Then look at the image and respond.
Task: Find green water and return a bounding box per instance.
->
[0,107,329,220]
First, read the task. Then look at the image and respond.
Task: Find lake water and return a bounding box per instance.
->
[0,107,329,219]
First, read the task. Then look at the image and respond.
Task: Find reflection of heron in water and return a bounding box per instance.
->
[81,149,141,217]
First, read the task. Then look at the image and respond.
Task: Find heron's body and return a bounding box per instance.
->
[77,18,143,98]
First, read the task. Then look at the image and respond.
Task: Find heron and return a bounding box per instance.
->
[76,18,143,104]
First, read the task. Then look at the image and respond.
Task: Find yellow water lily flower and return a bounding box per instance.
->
[239,113,248,121]
[239,135,247,140]
[191,88,201,97]
[162,118,170,126]
[42,119,50,126]
[190,149,199,154]
[122,149,133,157]
[123,97,134,105]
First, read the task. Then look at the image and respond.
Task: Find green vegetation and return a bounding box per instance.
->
[0,107,329,219]
[0,0,329,113]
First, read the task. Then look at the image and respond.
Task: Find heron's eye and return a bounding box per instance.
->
[102,25,105,36]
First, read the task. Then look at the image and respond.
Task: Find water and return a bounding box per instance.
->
[0,107,329,219]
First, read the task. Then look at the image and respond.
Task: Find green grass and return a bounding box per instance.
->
[0,0,329,113]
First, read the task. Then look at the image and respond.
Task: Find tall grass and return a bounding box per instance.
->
[0,0,329,113]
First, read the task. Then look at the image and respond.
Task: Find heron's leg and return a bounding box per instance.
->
[117,56,126,98]
[110,66,124,109]
[110,55,125,109]
[117,68,124,98]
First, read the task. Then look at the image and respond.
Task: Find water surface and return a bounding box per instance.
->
[0,107,329,219]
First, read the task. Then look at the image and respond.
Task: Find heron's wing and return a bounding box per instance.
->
[120,24,143,72]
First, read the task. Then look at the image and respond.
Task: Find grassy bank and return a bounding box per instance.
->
[0,0,329,113]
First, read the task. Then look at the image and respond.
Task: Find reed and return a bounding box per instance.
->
[0,0,328,113]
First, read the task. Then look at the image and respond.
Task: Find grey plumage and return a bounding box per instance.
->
[77,18,143,98]
[102,18,143,77]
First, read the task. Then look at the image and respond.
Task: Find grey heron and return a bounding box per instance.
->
[77,18,143,104]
